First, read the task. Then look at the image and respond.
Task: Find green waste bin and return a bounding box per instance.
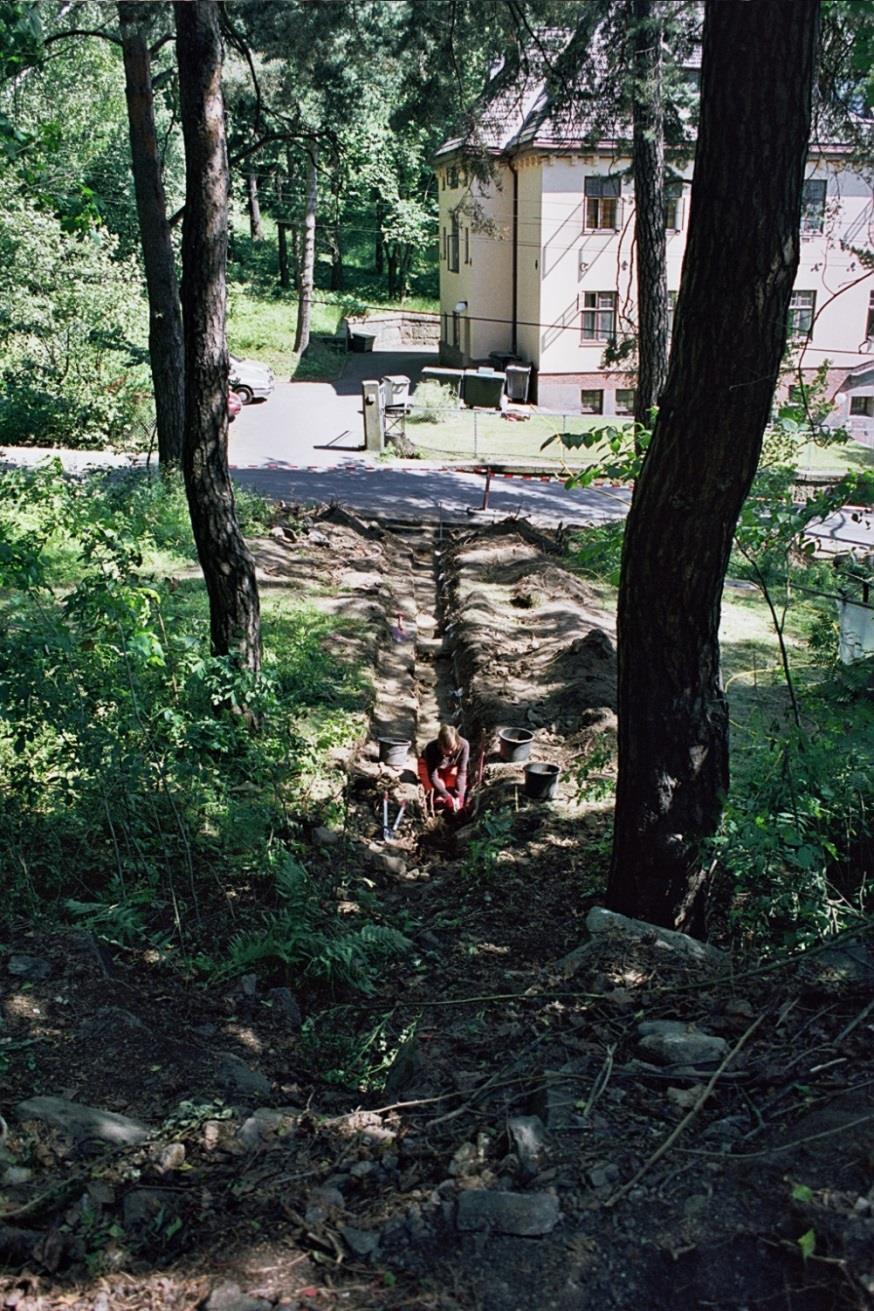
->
[462,368,504,409]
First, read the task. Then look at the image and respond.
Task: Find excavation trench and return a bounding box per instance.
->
[355,513,620,860]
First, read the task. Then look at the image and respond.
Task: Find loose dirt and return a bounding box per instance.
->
[1,510,872,1310]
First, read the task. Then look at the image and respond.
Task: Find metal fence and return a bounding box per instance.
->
[399,403,622,469]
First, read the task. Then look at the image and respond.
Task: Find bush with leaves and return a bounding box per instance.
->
[713,667,873,952]
[0,195,150,448]
[0,466,369,952]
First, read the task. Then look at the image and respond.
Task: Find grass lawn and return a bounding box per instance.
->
[407,408,633,467]
[227,213,439,385]
[794,438,874,476]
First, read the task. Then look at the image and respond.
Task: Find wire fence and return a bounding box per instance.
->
[400,403,623,469]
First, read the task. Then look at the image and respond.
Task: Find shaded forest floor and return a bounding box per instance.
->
[1,510,873,1310]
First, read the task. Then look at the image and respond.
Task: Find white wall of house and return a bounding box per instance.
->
[437,165,514,365]
[515,157,543,364]
[437,148,874,425]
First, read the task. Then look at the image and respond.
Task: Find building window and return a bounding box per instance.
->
[448,214,460,272]
[615,388,636,415]
[584,176,621,230]
[788,290,816,338]
[667,289,678,339]
[447,165,459,189]
[580,291,617,342]
[850,395,874,417]
[664,180,684,230]
[465,227,471,265]
[580,389,604,414]
[867,291,874,339]
[801,178,827,233]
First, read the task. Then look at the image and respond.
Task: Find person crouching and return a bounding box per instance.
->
[418,724,470,814]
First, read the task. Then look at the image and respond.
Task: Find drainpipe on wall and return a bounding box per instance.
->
[509,156,518,357]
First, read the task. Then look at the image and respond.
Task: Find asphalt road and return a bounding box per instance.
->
[230,461,633,528]
[1,340,869,536]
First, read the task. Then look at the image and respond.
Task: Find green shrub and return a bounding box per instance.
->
[0,195,150,448]
[714,671,874,952]
[0,467,368,946]
[408,380,459,424]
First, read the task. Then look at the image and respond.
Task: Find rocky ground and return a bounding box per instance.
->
[1,510,873,1310]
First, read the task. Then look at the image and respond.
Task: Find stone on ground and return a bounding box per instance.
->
[456,1189,561,1235]
[16,1096,152,1146]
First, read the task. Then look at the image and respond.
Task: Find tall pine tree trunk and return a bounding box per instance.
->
[607,0,819,929]
[118,1,184,467]
[294,146,318,356]
[246,171,263,240]
[630,0,668,433]
[175,0,261,673]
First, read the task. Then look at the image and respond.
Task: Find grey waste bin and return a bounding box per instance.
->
[462,368,505,409]
[489,351,520,370]
[505,364,532,403]
[382,375,411,407]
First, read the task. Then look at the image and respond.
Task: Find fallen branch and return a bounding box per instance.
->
[604,1012,765,1208]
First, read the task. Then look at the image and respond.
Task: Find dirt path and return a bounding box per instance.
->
[1,510,872,1311]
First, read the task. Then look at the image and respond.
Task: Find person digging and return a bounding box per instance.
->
[418,724,470,815]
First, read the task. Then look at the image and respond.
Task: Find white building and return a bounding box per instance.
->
[435,75,874,439]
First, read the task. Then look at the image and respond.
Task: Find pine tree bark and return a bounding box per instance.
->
[246,171,263,240]
[607,0,820,929]
[630,0,668,433]
[175,0,261,672]
[118,1,185,467]
[294,146,318,356]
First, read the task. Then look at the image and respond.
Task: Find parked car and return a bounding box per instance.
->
[229,353,274,404]
[228,390,242,422]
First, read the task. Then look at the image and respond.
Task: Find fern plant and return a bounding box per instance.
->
[213,853,411,994]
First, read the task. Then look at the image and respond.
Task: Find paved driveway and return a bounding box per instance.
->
[229,345,437,469]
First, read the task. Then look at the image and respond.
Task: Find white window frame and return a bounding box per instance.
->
[664,181,684,231]
[584,176,621,232]
[788,290,816,339]
[615,387,636,415]
[580,291,617,343]
[801,178,827,234]
[867,290,874,340]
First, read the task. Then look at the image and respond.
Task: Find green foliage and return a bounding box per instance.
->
[0,467,368,948]
[462,809,514,882]
[407,380,459,424]
[0,194,150,447]
[299,1008,419,1092]
[714,672,873,952]
[207,853,412,995]
[543,421,646,488]
[569,521,625,587]
[574,740,616,803]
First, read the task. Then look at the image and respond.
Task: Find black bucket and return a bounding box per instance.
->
[378,737,411,768]
[523,762,561,801]
[498,727,534,763]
